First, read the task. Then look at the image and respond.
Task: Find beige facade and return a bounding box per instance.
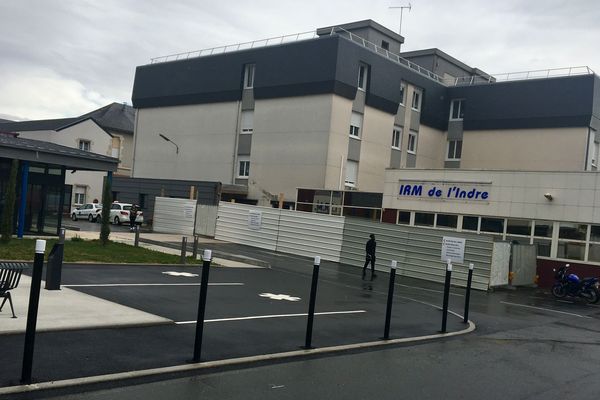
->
[460,127,589,171]
[324,96,353,190]
[357,106,395,192]
[416,125,445,169]
[132,102,239,182]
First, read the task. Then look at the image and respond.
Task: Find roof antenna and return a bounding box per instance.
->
[389,3,412,36]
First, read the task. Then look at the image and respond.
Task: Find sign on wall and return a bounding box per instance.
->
[398,180,491,202]
[441,236,466,264]
[248,210,262,230]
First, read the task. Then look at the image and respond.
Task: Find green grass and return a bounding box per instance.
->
[0,238,200,264]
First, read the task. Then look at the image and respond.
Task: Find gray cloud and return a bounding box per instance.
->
[1,0,598,119]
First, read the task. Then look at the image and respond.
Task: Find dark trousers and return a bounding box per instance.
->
[363,255,375,276]
[129,218,136,229]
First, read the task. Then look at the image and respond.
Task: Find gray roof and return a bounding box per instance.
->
[0,118,13,123]
[0,135,119,172]
[317,19,405,44]
[0,102,134,135]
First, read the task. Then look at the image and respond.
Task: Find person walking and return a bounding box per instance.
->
[129,204,139,231]
[363,233,377,280]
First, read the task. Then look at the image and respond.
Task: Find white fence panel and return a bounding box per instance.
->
[195,204,218,237]
[215,202,280,250]
[340,218,494,290]
[153,197,196,235]
[276,210,345,262]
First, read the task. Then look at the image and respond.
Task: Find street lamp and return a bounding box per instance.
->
[158,133,179,154]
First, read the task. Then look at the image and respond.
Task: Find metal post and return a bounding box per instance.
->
[192,235,199,259]
[45,228,65,290]
[21,240,46,384]
[440,259,452,334]
[134,225,140,247]
[463,263,474,324]
[303,256,321,349]
[180,236,188,264]
[382,260,398,340]
[17,161,29,238]
[192,250,212,362]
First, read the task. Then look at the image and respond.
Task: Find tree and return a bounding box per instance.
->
[99,175,112,245]
[0,160,19,243]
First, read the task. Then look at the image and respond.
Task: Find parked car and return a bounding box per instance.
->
[71,203,103,222]
[109,202,144,225]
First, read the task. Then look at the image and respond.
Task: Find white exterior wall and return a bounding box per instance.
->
[132,102,239,182]
[358,106,394,192]
[324,96,353,190]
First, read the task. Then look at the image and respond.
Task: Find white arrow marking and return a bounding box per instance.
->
[162,271,199,277]
[259,293,301,301]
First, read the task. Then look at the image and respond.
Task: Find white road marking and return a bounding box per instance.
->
[63,283,243,287]
[175,310,366,324]
[259,293,301,301]
[500,301,593,319]
[162,271,198,277]
[271,385,285,389]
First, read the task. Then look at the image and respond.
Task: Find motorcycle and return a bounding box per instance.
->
[552,264,600,304]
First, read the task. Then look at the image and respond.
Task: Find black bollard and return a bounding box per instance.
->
[180,236,188,264]
[303,256,321,349]
[45,228,65,290]
[192,235,199,259]
[134,225,140,247]
[440,259,452,334]
[21,240,46,384]
[463,263,474,324]
[382,260,398,340]
[192,249,212,362]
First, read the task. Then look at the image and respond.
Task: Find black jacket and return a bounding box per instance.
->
[365,238,376,257]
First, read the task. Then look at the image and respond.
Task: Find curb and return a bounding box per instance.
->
[0,321,475,395]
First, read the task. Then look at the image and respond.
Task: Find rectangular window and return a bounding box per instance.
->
[381,40,389,50]
[414,212,434,227]
[138,193,146,209]
[392,126,402,149]
[357,63,368,91]
[436,214,458,229]
[407,131,417,154]
[462,216,479,231]
[507,219,532,236]
[238,158,250,178]
[557,242,585,261]
[349,112,363,138]
[534,220,553,238]
[559,223,587,241]
[74,186,86,205]
[398,211,410,225]
[78,140,91,152]
[244,64,255,89]
[534,239,552,257]
[446,140,462,160]
[399,83,406,106]
[240,110,253,134]
[411,90,421,111]
[345,160,358,187]
[450,99,464,120]
[481,217,504,234]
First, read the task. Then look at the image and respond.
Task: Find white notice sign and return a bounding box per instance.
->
[441,236,466,264]
[248,210,262,230]
[183,203,195,219]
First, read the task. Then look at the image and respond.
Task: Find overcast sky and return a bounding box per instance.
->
[1,0,598,121]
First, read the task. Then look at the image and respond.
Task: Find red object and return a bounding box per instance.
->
[120,211,128,216]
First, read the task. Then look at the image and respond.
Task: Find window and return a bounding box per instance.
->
[436,214,458,229]
[349,112,363,138]
[480,217,504,234]
[74,186,86,205]
[357,63,368,91]
[407,131,417,153]
[345,160,358,187]
[557,223,587,260]
[446,140,462,160]
[411,90,421,111]
[507,219,531,236]
[139,193,146,209]
[238,158,250,178]
[462,216,479,231]
[381,40,389,50]
[78,140,91,152]
[398,211,410,225]
[415,212,434,227]
[450,99,464,120]
[392,126,402,149]
[399,83,406,106]
[244,64,255,89]
[241,111,253,134]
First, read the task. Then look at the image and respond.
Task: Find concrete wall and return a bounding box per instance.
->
[358,106,394,192]
[415,125,445,169]
[325,96,353,190]
[249,95,334,203]
[132,102,239,182]
[460,127,589,171]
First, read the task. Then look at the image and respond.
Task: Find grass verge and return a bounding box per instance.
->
[0,238,200,264]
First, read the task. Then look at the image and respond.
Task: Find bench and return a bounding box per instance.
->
[0,262,28,318]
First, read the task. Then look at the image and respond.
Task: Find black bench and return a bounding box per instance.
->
[0,262,28,318]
